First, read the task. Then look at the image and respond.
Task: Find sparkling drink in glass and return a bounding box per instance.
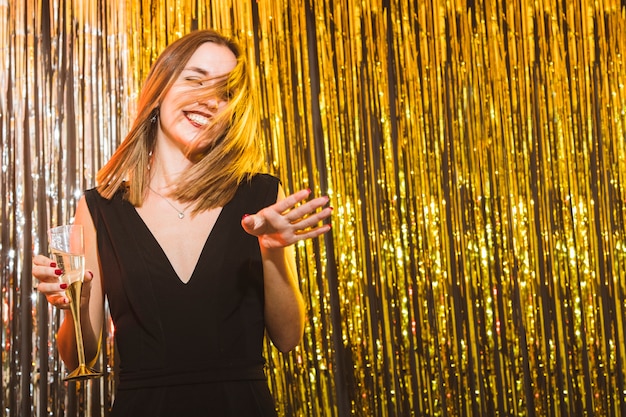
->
[48,224,102,381]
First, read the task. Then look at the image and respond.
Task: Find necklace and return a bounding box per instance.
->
[148,186,186,219]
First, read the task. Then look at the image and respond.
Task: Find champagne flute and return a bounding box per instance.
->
[48,224,102,381]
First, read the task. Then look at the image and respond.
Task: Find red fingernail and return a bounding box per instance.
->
[50,262,57,268]
[60,283,68,289]
[88,271,94,278]
[54,269,63,276]
[242,214,250,219]
[307,188,311,194]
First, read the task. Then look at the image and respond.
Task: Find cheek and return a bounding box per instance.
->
[161,85,197,110]
[156,103,189,139]
[158,94,175,118]
[216,100,229,110]
[158,93,190,126]
[157,103,176,127]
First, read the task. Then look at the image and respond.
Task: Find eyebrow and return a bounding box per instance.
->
[182,66,210,77]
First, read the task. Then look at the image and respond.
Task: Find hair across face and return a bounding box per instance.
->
[156,42,238,156]
[139,30,242,138]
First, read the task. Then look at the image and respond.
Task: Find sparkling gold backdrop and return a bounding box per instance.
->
[1,0,625,416]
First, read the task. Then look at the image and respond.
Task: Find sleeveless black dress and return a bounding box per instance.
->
[84,174,280,417]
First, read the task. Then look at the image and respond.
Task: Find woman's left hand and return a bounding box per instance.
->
[241,188,332,249]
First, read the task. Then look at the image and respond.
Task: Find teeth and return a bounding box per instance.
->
[186,112,209,126]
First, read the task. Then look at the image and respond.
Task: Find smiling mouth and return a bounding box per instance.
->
[184,111,211,127]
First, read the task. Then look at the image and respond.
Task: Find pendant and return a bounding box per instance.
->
[178,212,185,219]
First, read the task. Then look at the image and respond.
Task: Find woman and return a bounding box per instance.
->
[32,29,332,416]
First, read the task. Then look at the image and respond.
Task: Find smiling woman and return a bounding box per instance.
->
[158,42,237,156]
[31,29,332,417]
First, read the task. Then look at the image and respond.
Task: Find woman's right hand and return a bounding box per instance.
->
[32,254,93,309]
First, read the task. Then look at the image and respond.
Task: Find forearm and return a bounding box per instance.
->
[242,184,331,352]
[262,245,305,352]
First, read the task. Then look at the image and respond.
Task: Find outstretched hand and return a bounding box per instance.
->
[241,188,332,249]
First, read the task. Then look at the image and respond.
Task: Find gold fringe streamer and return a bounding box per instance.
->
[0,1,625,416]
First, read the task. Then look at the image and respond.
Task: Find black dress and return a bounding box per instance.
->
[85,174,280,417]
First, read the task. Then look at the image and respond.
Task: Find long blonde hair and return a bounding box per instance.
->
[96,30,264,212]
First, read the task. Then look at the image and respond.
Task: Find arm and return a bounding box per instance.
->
[242,186,332,352]
[260,243,305,352]
[33,196,104,369]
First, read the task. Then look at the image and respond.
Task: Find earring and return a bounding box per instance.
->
[150,108,159,123]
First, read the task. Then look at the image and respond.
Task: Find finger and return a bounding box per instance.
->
[294,223,332,241]
[32,262,61,276]
[35,281,68,294]
[241,213,264,235]
[284,196,331,223]
[272,188,312,214]
[291,206,333,231]
[32,263,63,284]
[34,283,70,310]
[48,293,70,309]
[84,270,94,284]
[33,254,57,269]
[33,254,52,263]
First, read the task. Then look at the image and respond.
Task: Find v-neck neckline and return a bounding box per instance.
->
[131,204,226,285]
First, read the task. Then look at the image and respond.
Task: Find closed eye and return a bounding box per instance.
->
[184,77,205,86]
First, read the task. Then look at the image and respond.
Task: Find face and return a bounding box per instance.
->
[156,42,237,154]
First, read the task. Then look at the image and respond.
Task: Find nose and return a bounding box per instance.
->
[206,98,219,112]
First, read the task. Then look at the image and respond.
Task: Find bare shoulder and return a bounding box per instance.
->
[74,195,97,238]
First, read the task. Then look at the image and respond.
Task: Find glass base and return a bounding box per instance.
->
[63,364,103,381]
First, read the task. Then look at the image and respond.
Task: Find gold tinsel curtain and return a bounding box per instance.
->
[1,0,625,416]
